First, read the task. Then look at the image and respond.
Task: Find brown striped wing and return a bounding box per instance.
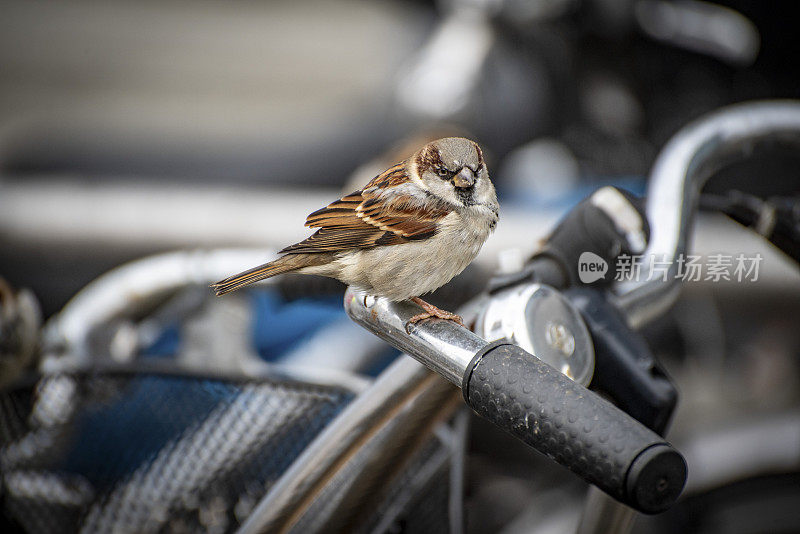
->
[280,165,448,254]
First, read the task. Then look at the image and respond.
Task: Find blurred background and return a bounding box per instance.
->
[2,0,799,316]
[0,0,799,533]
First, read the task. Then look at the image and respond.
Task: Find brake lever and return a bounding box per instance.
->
[344,288,686,514]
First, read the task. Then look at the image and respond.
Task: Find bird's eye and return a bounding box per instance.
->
[436,167,450,178]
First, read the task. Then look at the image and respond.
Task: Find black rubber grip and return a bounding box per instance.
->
[462,344,686,514]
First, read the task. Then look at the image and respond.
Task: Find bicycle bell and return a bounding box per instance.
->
[476,283,594,385]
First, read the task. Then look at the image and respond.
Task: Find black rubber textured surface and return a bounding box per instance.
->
[463,344,686,514]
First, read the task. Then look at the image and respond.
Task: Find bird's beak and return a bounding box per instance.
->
[452,167,476,189]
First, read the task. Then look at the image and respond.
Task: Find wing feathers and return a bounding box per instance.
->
[283,164,449,254]
[280,228,380,253]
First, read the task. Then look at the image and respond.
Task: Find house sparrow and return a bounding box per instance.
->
[212,137,499,326]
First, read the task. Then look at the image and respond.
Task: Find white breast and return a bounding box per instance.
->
[334,206,496,301]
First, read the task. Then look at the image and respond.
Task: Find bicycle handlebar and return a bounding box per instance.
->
[616,100,800,326]
[344,289,686,514]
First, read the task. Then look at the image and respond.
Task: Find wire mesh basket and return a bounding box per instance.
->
[0,368,354,533]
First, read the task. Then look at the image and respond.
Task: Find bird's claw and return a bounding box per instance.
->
[405,296,465,332]
[405,311,465,333]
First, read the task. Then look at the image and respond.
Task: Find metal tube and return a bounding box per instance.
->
[576,487,637,534]
[45,248,276,358]
[616,100,800,327]
[344,288,488,387]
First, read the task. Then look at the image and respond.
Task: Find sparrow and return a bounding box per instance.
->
[211,137,499,326]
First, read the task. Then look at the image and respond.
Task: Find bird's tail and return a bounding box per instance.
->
[211,256,298,296]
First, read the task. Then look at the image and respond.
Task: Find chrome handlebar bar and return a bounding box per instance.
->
[616,100,800,326]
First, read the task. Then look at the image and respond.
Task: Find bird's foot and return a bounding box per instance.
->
[406,297,464,331]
